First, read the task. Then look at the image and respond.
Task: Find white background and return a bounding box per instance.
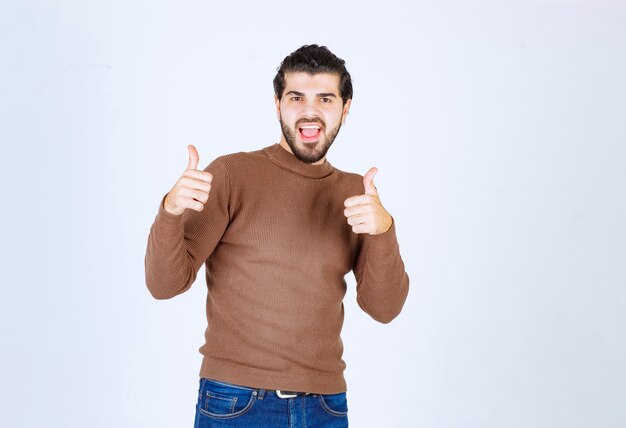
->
[1,1,625,427]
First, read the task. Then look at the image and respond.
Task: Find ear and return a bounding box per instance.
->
[341,99,352,124]
[274,95,281,120]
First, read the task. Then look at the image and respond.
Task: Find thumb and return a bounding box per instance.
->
[187,144,199,170]
[363,167,378,196]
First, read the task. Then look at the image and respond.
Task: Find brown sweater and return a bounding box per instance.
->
[145,143,410,394]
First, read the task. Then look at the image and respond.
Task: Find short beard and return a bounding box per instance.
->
[280,116,342,164]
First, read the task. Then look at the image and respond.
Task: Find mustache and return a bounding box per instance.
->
[295,117,326,128]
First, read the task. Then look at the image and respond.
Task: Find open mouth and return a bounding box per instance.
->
[298,124,322,143]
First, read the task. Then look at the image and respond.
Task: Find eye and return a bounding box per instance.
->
[291,96,302,101]
[320,97,331,103]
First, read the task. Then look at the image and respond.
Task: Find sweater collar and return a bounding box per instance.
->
[263,143,334,179]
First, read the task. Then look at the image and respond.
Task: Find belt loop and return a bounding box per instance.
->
[257,388,266,400]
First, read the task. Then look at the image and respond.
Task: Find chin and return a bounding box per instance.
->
[298,140,321,148]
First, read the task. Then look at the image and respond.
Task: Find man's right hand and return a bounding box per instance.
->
[163,145,213,216]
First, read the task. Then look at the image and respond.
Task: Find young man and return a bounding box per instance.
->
[145,44,410,427]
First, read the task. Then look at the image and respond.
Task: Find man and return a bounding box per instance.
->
[145,44,410,427]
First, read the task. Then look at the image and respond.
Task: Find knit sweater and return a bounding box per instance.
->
[145,143,410,394]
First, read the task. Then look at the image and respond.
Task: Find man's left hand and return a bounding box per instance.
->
[343,167,393,235]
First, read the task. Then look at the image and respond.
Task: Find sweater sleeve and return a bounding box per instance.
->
[352,216,410,323]
[144,158,231,299]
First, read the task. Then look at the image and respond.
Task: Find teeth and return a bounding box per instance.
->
[300,125,320,129]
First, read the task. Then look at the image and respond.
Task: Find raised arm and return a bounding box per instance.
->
[144,146,230,299]
[345,167,410,323]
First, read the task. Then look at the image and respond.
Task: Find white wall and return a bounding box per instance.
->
[1,1,625,427]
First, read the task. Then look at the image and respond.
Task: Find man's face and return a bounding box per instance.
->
[275,72,351,165]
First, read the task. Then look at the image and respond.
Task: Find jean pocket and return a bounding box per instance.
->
[318,392,348,417]
[197,378,258,419]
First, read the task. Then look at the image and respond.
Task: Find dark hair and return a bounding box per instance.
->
[273,44,353,104]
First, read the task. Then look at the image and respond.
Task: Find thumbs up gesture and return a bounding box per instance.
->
[163,145,213,216]
[343,167,393,235]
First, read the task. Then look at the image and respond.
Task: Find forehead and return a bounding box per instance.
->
[283,72,341,95]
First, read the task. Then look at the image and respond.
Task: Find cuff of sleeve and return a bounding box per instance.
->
[376,215,397,236]
[367,215,399,249]
[156,193,184,227]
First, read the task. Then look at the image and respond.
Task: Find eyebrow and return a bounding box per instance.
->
[284,91,338,98]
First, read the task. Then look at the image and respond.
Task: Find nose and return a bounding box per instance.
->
[300,99,320,117]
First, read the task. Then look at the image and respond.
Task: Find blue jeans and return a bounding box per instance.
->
[193,377,349,427]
